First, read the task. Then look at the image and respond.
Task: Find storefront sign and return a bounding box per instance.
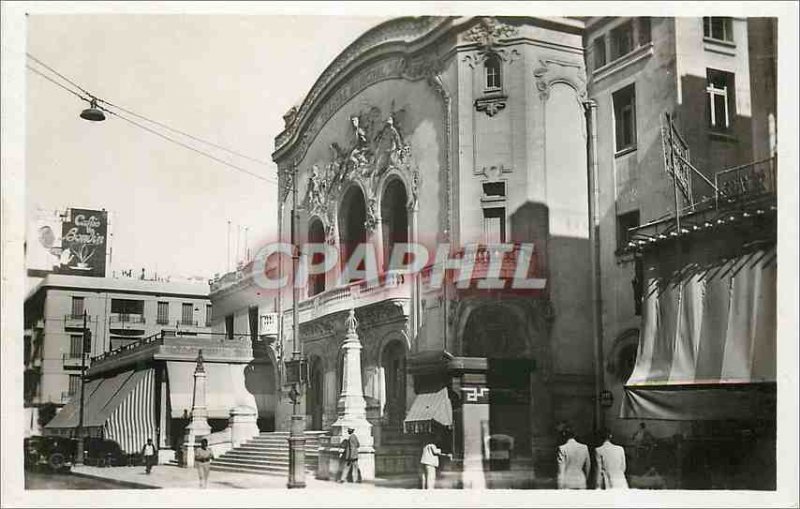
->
[57,208,107,277]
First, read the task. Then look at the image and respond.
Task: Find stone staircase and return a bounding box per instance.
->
[210,431,327,477]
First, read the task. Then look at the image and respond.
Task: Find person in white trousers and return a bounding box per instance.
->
[420,441,451,489]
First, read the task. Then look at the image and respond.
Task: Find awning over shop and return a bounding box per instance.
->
[45,369,156,454]
[166,361,275,419]
[404,388,453,434]
[621,248,776,420]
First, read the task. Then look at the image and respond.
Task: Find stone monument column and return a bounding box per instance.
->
[327,308,375,480]
[182,350,212,468]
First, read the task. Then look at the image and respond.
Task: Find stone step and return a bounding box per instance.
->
[235,445,320,455]
[214,456,290,467]
[210,462,317,476]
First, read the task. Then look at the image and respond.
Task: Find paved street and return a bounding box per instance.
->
[25,470,146,490]
[67,465,409,490]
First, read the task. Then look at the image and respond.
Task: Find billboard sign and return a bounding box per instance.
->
[57,208,108,277]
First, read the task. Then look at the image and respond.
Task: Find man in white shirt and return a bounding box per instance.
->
[141,438,157,475]
[556,426,590,489]
[420,441,451,489]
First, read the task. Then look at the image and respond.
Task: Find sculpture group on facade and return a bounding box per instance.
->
[300,105,420,243]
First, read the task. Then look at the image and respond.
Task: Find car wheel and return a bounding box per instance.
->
[49,452,65,470]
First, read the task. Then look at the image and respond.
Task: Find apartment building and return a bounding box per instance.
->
[23,274,210,436]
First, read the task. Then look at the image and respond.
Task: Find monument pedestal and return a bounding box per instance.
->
[318,308,375,481]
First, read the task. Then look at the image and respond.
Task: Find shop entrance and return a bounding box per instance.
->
[462,304,533,470]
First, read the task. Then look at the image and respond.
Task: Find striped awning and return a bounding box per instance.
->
[45,369,156,454]
[404,388,452,434]
[103,369,157,454]
[621,247,776,420]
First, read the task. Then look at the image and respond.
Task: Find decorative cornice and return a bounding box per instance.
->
[274,16,451,155]
[463,17,519,51]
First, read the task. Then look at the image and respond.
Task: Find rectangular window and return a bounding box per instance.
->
[704,17,733,42]
[71,296,84,318]
[638,17,652,46]
[617,210,641,250]
[593,36,607,69]
[157,302,169,325]
[69,334,84,358]
[111,299,144,315]
[610,21,634,60]
[68,374,81,395]
[249,307,259,342]
[613,84,637,152]
[225,314,234,340]
[485,54,502,90]
[483,208,506,244]
[707,69,735,130]
[181,303,194,325]
[206,304,213,326]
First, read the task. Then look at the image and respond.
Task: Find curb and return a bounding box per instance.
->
[69,470,161,489]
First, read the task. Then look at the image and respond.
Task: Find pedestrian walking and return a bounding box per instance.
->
[195,438,214,488]
[337,428,362,483]
[420,441,452,489]
[141,438,157,475]
[594,430,629,489]
[556,425,591,489]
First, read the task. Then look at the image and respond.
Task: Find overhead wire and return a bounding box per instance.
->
[97,98,272,167]
[26,64,90,102]
[27,52,94,98]
[101,106,277,184]
[26,52,279,185]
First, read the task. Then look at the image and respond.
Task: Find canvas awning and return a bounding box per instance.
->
[45,369,156,454]
[621,248,776,420]
[404,388,453,434]
[166,361,275,419]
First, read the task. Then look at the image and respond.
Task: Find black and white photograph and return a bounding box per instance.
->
[1,2,797,508]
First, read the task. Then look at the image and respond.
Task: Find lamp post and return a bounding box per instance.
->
[75,310,89,465]
[284,163,308,489]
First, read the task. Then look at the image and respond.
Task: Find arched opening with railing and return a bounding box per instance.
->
[338,185,367,281]
[307,218,326,297]
[380,179,409,271]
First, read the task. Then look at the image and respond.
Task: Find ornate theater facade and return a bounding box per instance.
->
[212,16,596,485]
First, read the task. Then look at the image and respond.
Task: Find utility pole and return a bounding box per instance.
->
[75,310,89,465]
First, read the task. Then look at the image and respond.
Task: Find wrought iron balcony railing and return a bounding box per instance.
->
[109,313,146,325]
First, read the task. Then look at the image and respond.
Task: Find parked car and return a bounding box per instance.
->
[24,436,77,471]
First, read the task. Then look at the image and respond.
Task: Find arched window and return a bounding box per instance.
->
[307,219,326,296]
[485,53,502,90]
[338,186,367,282]
[380,179,409,271]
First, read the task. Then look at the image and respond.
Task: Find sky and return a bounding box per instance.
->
[25,13,388,280]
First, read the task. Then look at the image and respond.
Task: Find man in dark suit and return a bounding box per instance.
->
[337,428,362,483]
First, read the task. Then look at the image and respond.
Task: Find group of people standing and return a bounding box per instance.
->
[557,426,629,490]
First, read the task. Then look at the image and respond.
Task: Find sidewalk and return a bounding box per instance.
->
[70,465,389,490]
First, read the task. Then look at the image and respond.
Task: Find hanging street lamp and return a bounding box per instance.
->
[80,97,106,122]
